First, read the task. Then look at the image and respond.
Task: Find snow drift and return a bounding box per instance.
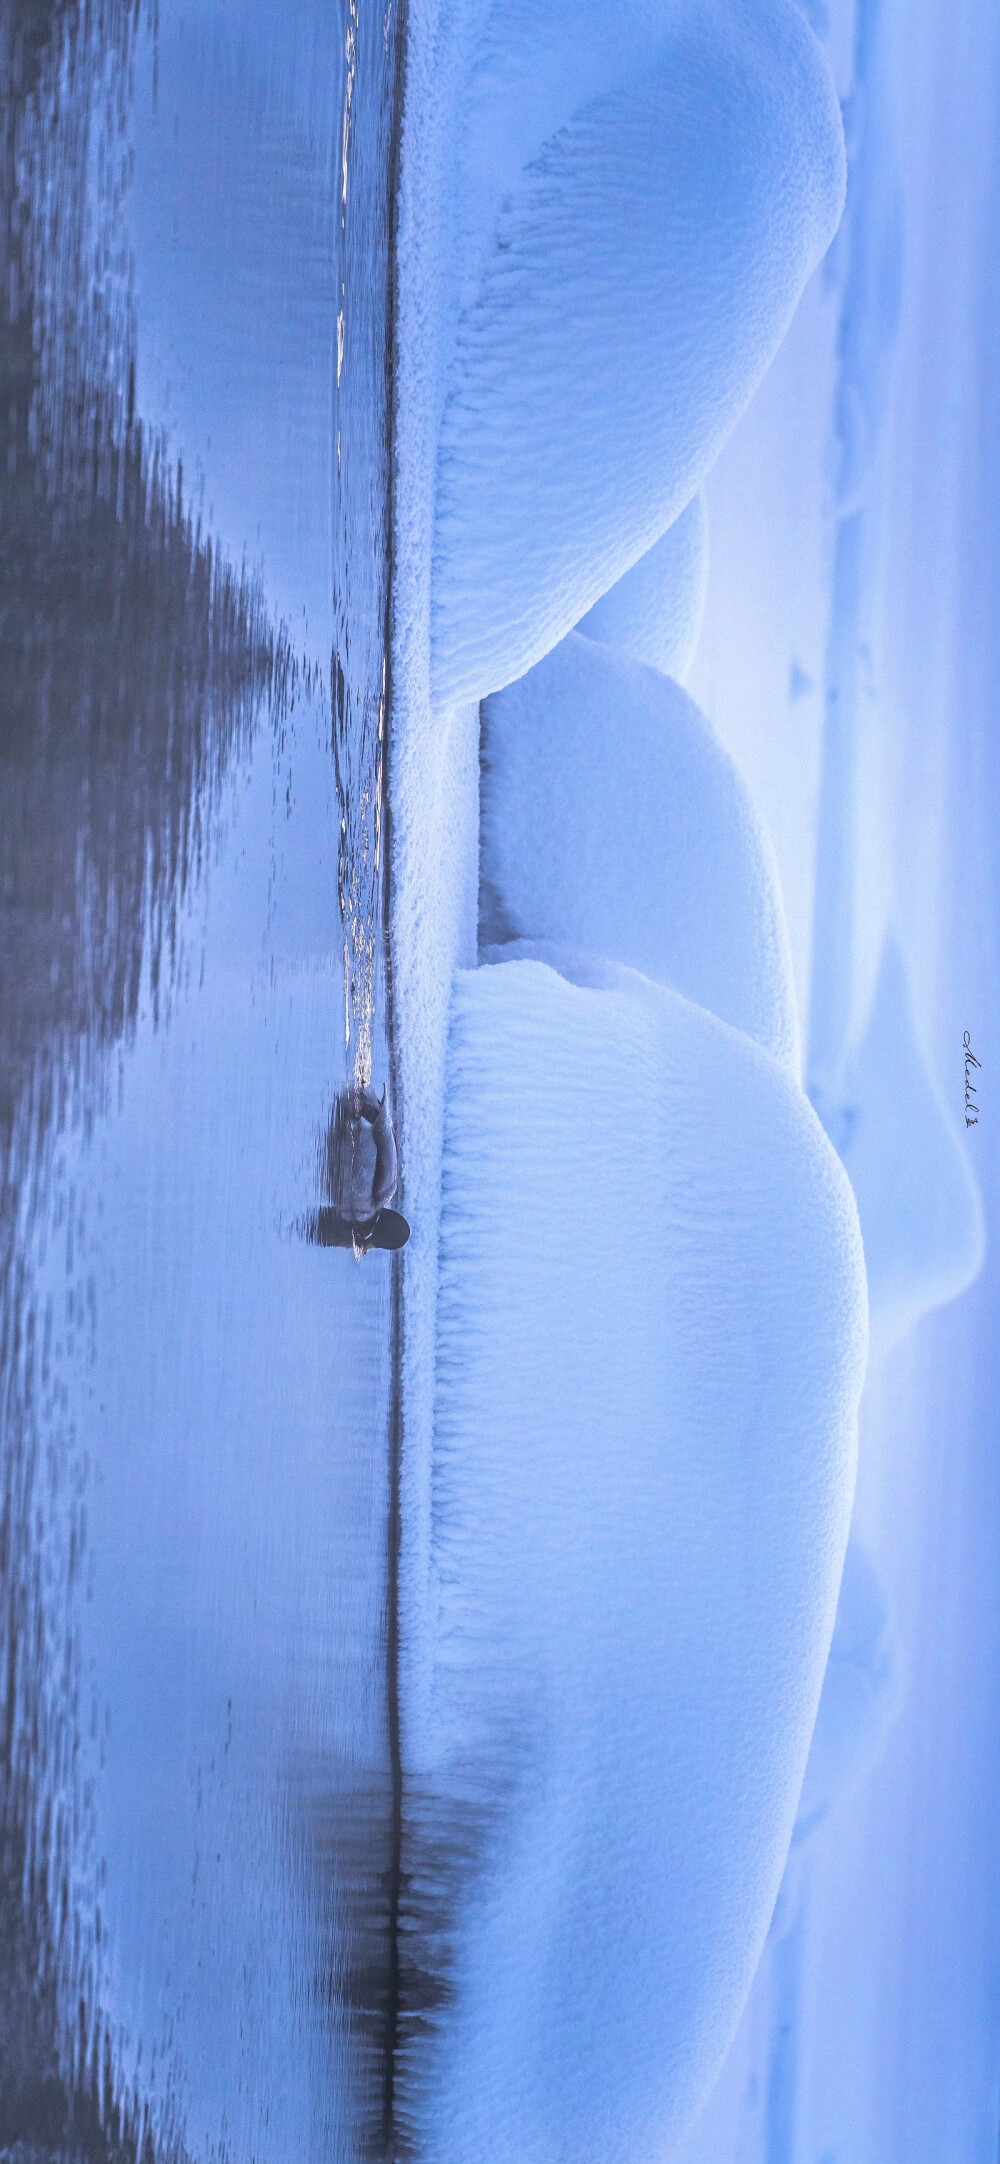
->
[407,958,867,2164]
[480,632,800,1077]
[829,935,984,1362]
[430,0,846,706]
[576,491,709,684]
[793,1531,901,1844]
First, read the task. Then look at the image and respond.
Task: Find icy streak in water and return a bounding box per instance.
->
[334,0,398,1092]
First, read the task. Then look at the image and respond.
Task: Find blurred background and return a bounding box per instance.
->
[681,1,999,2155]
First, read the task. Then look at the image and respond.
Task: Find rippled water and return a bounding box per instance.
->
[1,2,400,2155]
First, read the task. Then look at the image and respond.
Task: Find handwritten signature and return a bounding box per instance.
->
[964,1031,981,1128]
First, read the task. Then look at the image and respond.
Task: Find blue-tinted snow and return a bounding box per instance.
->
[404,958,865,2163]
[576,491,709,686]
[388,6,845,1699]
[388,5,857,2150]
[480,632,800,1077]
[834,934,984,1363]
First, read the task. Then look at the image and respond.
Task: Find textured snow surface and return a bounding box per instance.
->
[407,959,866,2164]
[430,0,846,705]
[388,0,844,1734]
[834,936,984,1363]
[480,633,800,1077]
[576,491,709,684]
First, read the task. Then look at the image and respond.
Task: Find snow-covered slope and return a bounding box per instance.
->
[430,0,845,705]
[480,632,800,1077]
[576,491,709,684]
[389,0,848,1757]
[401,957,866,2163]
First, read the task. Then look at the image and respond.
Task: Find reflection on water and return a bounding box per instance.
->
[1,436,288,1147]
[2,1,400,2156]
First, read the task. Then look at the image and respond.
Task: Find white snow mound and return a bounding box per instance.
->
[431,0,845,705]
[480,632,800,1077]
[411,957,866,2164]
[576,492,709,684]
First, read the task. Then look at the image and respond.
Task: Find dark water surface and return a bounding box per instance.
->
[1,2,401,2155]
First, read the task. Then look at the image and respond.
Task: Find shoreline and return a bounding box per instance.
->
[385,0,481,1779]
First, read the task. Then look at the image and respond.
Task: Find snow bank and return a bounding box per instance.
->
[793,1531,901,1843]
[480,633,800,1077]
[831,936,984,1362]
[405,958,866,2164]
[576,492,709,684]
[388,0,844,1736]
[430,0,846,705]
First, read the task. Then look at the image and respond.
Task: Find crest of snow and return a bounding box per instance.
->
[480,632,800,1078]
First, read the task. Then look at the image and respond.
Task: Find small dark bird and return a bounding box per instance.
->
[307,1086,410,1254]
